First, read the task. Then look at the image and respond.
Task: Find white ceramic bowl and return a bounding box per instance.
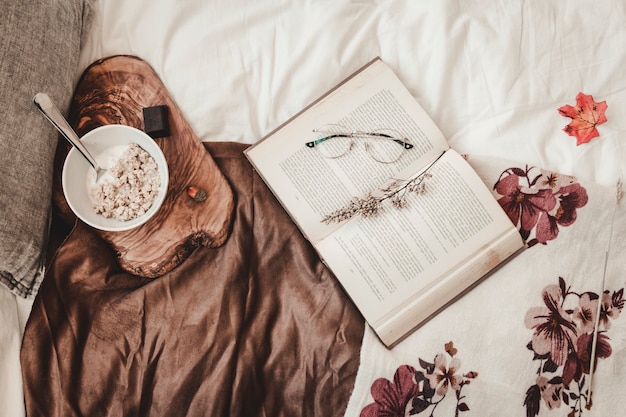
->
[62,124,169,232]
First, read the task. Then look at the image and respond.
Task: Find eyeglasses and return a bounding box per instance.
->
[305,124,414,163]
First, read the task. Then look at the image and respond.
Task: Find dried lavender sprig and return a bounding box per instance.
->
[321,151,444,224]
[321,193,381,224]
[321,171,432,224]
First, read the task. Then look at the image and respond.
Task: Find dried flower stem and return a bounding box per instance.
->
[321,153,441,224]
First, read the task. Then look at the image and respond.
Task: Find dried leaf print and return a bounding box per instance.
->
[558,92,608,145]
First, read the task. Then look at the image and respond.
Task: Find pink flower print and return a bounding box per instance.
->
[599,289,624,330]
[562,332,612,387]
[360,365,420,417]
[494,167,589,247]
[553,183,588,226]
[362,342,478,417]
[525,278,625,417]
[425,353,463,397]
[573,292,598,334]
[576,332,612,374]
[536,375,563,410]
[535,183,589,243]
[562,349,583,388]
[495,173,557,238]
[525,284,577,366]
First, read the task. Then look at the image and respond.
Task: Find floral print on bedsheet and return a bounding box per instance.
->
[493,166,588,247]
[360,341,478,417]
[524,277,625,417]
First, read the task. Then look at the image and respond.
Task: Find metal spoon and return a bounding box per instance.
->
[33,93,108,182]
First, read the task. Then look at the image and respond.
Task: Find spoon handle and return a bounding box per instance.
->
[33,93,100,171]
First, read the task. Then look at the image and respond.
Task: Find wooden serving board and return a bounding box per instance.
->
[52,55,234,278]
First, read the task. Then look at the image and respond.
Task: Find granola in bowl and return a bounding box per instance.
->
[89,143,161,221]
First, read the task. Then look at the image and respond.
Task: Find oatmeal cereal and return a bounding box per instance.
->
[90,143,161,221]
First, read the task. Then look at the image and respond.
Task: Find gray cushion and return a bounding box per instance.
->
[0,0,94,298]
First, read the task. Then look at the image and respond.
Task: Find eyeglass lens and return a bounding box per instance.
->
[365,128,406,163]
[313,125,407,163]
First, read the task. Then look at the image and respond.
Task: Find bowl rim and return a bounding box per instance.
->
[61,124,169,232]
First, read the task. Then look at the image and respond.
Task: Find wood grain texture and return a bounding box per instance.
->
[52,55,234,278]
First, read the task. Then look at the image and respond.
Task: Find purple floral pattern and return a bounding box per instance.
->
[361,342,477,417]
[524,277,624,416]
[493,167,588,247]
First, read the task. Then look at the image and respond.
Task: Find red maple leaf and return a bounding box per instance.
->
[557,92,608,145]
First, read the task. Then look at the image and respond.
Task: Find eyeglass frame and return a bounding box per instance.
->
[305,126,414,163]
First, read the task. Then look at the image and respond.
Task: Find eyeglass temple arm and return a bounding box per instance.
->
[305,132,414,149]
[366,132,414,149]
[305,133,351,148]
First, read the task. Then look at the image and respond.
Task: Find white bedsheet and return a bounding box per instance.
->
[77,0,625,186]
[0,285,32,417]
[3,1,625,416]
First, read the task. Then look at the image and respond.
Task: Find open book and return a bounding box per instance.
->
[244,57,524,347]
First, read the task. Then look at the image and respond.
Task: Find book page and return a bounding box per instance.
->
[245,58,448,244]
[314,149,523,334]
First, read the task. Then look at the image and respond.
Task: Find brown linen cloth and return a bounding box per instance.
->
[21,142,364,417]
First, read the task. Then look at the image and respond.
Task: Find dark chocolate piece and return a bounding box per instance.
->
[142,105,170,138]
